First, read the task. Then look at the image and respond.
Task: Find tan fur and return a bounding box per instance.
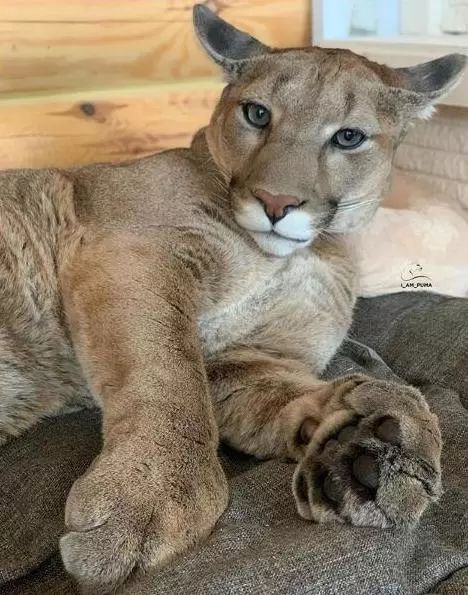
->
[0,6,464,593]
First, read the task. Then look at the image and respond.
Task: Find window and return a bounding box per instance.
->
[313,0,468,106]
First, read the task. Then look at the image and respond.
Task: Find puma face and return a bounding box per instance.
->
[194,6,466,257]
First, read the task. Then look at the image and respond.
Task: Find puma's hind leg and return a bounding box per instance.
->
[0,340,90,445]
[0,360,48,445]
[209,348,442,528]
[0,366,60,445]
[0,170,91,445]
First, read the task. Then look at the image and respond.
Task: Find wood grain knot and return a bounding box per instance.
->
[80,103,96,117]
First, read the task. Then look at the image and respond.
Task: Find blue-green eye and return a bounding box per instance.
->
[242,102,271,129]
[332,128,366,150]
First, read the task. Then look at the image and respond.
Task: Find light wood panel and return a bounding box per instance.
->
[0,80,222,169]
[0,0,311,169]
[1,0,311,95]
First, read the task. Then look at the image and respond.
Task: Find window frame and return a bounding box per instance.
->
[312,0,468,107]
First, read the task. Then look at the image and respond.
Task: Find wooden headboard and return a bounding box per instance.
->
[0,1,310,169]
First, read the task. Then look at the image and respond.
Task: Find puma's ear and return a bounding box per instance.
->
[393,53,467,119]
[193,4,269,78]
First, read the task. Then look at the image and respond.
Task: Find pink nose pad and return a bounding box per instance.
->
[254,189,300,224]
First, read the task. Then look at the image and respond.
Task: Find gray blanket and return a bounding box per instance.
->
[1,293,467,594]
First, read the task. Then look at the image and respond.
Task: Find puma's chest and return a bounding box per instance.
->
[198,240,357,368]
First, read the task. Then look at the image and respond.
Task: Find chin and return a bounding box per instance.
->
[249,231,313,257]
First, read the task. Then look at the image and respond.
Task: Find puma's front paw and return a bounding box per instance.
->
[293,376,442,528]
[60,443,228,593]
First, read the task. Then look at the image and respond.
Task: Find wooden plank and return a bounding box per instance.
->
[0,0,311,95]
[0,79,223,169]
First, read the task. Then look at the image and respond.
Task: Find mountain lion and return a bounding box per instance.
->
[0,4,465,593]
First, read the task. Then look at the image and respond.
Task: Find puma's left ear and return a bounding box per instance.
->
[193,4,269,79]
[393,53,466,119]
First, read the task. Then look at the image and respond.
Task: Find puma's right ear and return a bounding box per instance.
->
[193,4,269,78]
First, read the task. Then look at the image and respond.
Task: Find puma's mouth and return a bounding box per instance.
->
[248,230,314,257]
[267,230,309,243]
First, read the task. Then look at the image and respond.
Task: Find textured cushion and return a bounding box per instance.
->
[2,293,468,595]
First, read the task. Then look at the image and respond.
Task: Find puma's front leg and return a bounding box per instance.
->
[208,348,333,460]
[210,349,442,529]
[60,231,228,593]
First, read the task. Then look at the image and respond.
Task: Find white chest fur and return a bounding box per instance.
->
[198,238,357,374]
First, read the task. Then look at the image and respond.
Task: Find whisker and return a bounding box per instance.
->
[315,228,335,241]
[335,198,380,212]
[338,197,380,207]
[339,195,380,206]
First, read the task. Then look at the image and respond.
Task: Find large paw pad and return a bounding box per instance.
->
[293,387,442,529]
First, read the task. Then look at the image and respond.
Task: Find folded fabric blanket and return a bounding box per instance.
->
[352,173,468,298]
[1,292,467,595]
